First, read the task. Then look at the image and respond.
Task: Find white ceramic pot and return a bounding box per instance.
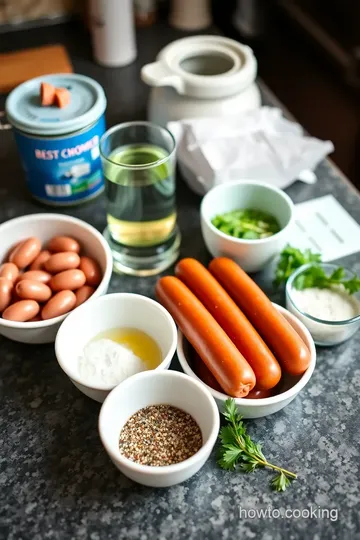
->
[141,35,261,127]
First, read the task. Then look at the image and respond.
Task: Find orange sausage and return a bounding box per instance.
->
[40,82,56,106]
[79,256,102,286]
[176,258,281,390]
[191,350,224,392]
[156,276,256,398]
[2,300,40,322]
[209,258,311,376]
[10,237,41,269]
[30,250,51,271]
[0,263,19,283]
[74,285,95,307]
[54,87,70,108]
[245,388,273,399]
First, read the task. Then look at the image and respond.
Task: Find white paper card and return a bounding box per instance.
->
[290,195,360,261]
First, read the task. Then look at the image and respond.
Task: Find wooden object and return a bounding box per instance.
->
[0,44,73,94]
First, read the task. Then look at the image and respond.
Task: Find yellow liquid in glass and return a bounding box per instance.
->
[91,327,162,370]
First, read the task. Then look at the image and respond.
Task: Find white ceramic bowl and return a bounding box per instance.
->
[0,213,112,344]
[55,293,177,403]
[99,370,220,487]
[177,303,316,419]
[200,181,294,273]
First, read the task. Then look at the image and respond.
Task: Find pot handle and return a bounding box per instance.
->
[141,62,185,95]
[0,111,11,131]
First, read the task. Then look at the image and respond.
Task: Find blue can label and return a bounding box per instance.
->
[14,115,106,205]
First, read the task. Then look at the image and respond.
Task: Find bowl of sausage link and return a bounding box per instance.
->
[0,213,112,344]
[157,257,316,419]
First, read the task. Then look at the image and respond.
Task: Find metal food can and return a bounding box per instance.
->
[5,74,107,206]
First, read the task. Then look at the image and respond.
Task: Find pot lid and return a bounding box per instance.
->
[6,73,106,135]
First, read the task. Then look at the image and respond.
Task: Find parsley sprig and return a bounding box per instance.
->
[217,399,297,492]
[275,245,360,294]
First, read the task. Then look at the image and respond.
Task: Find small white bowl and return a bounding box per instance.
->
[0,213,112,344]
[177,303,316,419]
[200,181,294,273]
[55,293,177,402]
[99,370,220,487]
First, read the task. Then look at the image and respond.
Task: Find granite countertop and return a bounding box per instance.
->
[0,21,359,540]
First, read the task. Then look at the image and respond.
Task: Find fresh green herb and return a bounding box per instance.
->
[274,245,321,286]
[212,209,280,240]
[294,265,360,294]
[217,399,297,492]
[275,245,360,294]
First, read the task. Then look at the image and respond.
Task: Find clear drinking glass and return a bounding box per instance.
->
[100,121,180,276]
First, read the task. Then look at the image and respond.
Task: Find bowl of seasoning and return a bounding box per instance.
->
[286,262,360,346]
[0,213,112,344]
[55,293,177,402]
[99,370,220,487]
[200,181,294,273]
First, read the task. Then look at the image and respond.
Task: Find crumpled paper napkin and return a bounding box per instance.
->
[168,107,334,195]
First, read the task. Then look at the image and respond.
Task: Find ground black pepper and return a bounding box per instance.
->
[119,404,203,466]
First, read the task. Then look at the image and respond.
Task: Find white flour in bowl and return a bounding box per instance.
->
[78,338,147,386]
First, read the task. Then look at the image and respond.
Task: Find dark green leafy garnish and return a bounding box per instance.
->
[275,245,360,294]
[217,399,297,492]
[274,245,321,286]
[212,209,280,240]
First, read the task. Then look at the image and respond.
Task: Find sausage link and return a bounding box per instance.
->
[156,276,256,397]
[176,258,281,389]
[209,258,311,376]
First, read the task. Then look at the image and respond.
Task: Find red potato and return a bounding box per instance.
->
[175,258,282,390]
[156,276,256,398]
[40,82,56,106]
[209,257,311,376]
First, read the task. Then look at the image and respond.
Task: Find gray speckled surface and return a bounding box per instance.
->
[1,21,360,540]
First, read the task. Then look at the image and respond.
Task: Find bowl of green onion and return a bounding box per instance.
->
[200,181,294,272]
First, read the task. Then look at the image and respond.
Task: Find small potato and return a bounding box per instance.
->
[2,300,40,322]
[0,263,19,283]
[47,236,80,254]
[79,256,102,287]
[18,270,52,284]
[41,290,76,320]
[30,250,51,271]
[16,280,52,303]
[45,252,80,274]
[10,237,41,269]
[50,269,86,292]
[0,278,13,312]
[75,285,95,308]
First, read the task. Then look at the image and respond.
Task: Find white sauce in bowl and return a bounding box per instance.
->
[287,287,360,346]
[291,287,360,322]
